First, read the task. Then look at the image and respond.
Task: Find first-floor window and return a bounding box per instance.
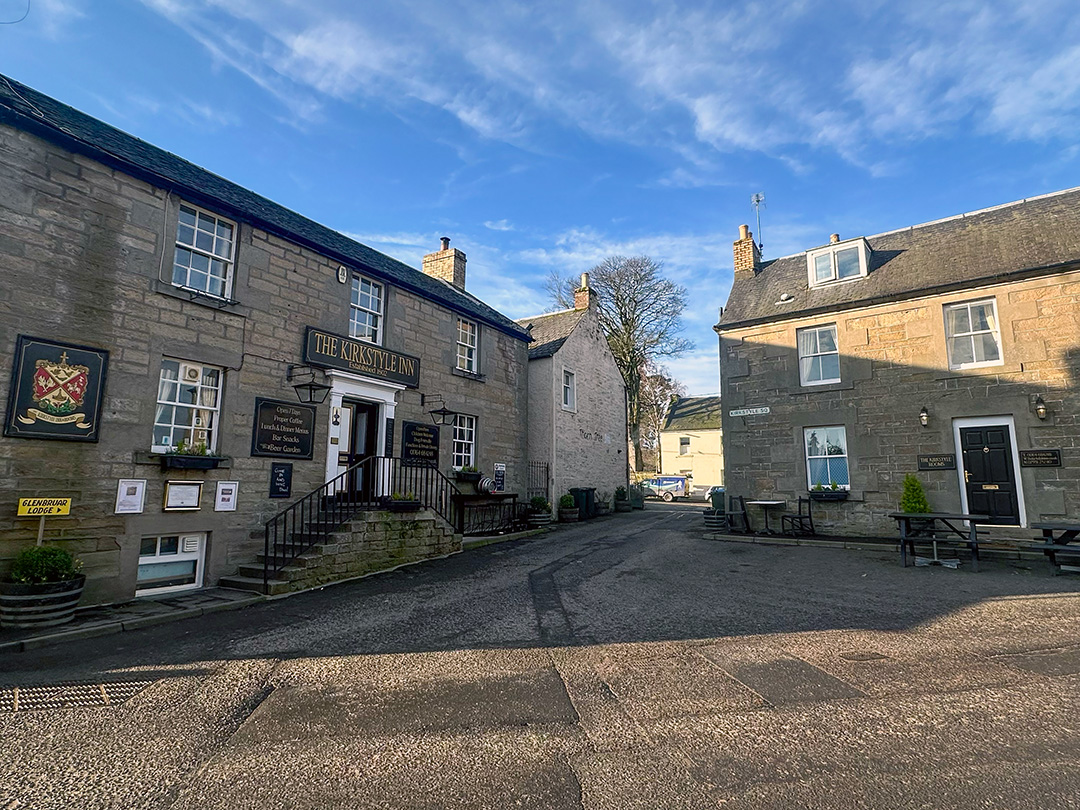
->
[153,359,222,452]
[137,534,205,594]
[456,318,478,373]
[804,426,850,489]
[453,414,476,469]
[562,369,576,410]
[679,437,690,455]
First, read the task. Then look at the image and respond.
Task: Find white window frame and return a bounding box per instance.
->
[562,368,576,412]
[350,274,384,345]
[806,239,869,288]
[173,202,235,299]
[797,324,841,386]
[452,414,476,469]
[152,359,223,453]
[136,533,205,596]
[456,318,478,373]
[943,298,1003,370]
[803,426,850,490]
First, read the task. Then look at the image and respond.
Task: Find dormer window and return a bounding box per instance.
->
[806,238,870,287]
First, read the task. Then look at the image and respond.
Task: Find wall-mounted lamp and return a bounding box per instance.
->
[1034,395,1047,421]
[919,407,929,427]
[286,365,331,405]
[421,393,457,426]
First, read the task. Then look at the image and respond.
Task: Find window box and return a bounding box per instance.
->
[454,470,483,484]
[809,490,849,502]
[160,454,226,471]
[381,497,422,513]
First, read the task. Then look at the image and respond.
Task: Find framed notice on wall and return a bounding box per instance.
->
[163,481,202,511]
[215,481,239,511]
[114,479,147,514]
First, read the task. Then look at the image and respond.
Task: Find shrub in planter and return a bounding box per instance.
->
[0,545,86,629]
[557,493,579,522]
[899,474,934,536]
[614,485,632,512]
[528,496,553,526]
[454,465,483,483]
[381,492,422,512]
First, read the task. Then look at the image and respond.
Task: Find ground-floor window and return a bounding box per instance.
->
[137,533,205,595]
[452,414,476,469]
[804,426,850,489]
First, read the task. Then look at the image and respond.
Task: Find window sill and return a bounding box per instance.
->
[452,367,485,382]
[935,361,1019,381]
[134,450,232,469]
[151,279,249,317]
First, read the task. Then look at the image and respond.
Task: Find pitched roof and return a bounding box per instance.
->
[514,307,587,359]
[718,187,1080,331]
[662,396,723,432]
[0,74,531,342]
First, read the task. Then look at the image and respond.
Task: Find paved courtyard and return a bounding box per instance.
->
[2,503,1079,809]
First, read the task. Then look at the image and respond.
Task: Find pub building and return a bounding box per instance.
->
[0,75,532,605]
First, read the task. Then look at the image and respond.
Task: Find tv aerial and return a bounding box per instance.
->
[750,192,765,255]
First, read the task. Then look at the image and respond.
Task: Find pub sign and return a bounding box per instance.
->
[251,398,316,459]
[4,335,109,442]
[303,327,420,388]
[401,421,439,467]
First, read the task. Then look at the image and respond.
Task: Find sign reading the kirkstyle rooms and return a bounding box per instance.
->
[251,398,316,459]
[303,327,420,388]
[918,454,957,471]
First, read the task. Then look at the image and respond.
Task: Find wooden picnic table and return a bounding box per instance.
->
[1030,522,1080,573]
[888,512,990,572]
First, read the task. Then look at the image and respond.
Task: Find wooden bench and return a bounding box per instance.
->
[1029,522,1080,573]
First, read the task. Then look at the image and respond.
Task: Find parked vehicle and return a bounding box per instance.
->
[703,485,725,503]
[640,476,689,502]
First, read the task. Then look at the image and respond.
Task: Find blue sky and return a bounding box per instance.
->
[4,0,1080,394]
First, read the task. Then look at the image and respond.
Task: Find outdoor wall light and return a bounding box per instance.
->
[286,364,331,405]
[919,407,929,427]
[1034,395,1047,420]
[421,393,458,426]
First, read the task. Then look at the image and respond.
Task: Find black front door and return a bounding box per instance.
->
[340,400,378,499]
[960,425,1020,525]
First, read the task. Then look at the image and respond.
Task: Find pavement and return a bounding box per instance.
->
[1,502,1079,809]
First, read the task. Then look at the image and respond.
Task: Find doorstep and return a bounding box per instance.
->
[0,587,264,654]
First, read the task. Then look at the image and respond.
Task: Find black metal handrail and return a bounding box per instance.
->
[262,457,460,592]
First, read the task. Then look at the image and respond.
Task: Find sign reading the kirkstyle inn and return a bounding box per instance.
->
[251,398,317,459]
[4,335,109,442]
[401,421,439,467]
[303,327,420,388]
[1019,449,1062,468]
[918,453,957,471]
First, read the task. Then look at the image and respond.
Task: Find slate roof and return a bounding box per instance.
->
[0,74,531,342]
[514,307,587,359]
[718,187,1080,331]
[662,396,723,432]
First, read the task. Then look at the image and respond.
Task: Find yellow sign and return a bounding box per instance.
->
[17,497,72,516]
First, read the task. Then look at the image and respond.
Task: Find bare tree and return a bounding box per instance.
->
[547,255,692,470]
[639,363,685,473]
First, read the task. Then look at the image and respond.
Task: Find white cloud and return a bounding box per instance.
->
[483,219,515,232]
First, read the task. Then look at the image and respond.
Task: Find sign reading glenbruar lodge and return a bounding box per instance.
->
[4,335,109,442]
[303,327,420,388]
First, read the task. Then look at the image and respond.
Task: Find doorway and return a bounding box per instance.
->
[954,417,1023,526]
[338,400,378,499]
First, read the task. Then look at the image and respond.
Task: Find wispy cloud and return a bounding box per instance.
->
[483,219,515,231]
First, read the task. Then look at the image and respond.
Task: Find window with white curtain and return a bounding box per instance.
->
[804,426,850,489]
[797,324,840,385]
[944,299,1001,369]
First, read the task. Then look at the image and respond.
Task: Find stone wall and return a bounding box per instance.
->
[719,272,1080,536]
[0,122,528,604]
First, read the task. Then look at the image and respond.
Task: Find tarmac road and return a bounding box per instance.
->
[2,503,1080,809]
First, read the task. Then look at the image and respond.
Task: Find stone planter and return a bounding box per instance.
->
[0,574,86,629]
[161,454,225,471]
[614,500,633,512]
[558,507,580,523]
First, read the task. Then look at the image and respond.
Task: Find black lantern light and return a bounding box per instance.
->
[287,365,331,405]
[422,394,457,426]
[919,406,929,427]
[1034,395,1047,420]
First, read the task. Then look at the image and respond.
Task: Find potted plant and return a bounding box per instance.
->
[381,491,422,513]
[899,474,934,536]
[809,482,849,501]
[557,493,579,522]
[614,485,632,512]
[527,496,553,527]
[595,491,612,516]
[161,439,225,470]
[454,465,483,484]
[0,545,85,629]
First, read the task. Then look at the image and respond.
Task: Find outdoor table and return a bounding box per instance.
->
[1030,522,1080,573]
[888,512,990,571]
[745,500,785,535]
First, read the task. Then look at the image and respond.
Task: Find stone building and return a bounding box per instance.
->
[716,190,1080,536]
[516,275,629,509]
[659,396,724,490]
[0,75,531,604]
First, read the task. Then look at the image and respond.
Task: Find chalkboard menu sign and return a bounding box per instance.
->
[493,462,506,492]
[251,398,316,459]
[918,454,956,471]
[1019,449,1061,467]
[402,421,439,467]
[269,462,293,498]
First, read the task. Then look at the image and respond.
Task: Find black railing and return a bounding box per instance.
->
[263,457,459,591]
[453,494,530,536]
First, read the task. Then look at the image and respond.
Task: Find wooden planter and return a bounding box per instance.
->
[809,490,849,502]
[161,454,225,471]
[558,507,580,523]
[0,574,86,629]
[527,512,553,528]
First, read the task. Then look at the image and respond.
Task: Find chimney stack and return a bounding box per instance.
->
[830,233,840,244]
[574,272,596,310]
[733,224,761,280]
[422,236,467,290]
